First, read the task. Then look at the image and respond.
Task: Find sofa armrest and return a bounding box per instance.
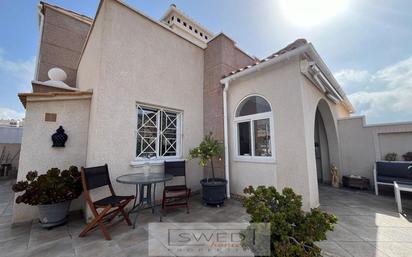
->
[373,163,378,195]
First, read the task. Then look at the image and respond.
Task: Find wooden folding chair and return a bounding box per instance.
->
[79,164,134,240]
[162,161,191,214]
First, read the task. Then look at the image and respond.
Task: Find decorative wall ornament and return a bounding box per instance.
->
[52,126,68,147]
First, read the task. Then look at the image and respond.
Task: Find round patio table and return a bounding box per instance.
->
[116,173,173,229]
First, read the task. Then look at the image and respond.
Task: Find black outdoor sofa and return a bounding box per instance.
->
[373,161,412,195]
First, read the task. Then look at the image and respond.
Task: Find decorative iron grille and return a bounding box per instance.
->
[136,105,180,158]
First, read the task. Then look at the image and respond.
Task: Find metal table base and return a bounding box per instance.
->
[129,183,161,229]
[116,173,173,229]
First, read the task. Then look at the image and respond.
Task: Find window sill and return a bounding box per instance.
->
[130,158,185,167]
[233,156,276,164]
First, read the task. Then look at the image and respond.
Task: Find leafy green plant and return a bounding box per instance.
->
[403,152,412,161]
[241,186,337,257]
[12,166,82,205]
[188,133,223,179]
[385,152,398,161]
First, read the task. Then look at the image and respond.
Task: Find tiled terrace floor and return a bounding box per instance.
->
[1,179,412,257]
[318,185,412,257]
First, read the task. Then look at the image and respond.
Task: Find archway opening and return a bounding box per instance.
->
[314,99,339,185]
[315,110,330,183]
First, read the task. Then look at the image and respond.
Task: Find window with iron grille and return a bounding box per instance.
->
[136,105,182,159]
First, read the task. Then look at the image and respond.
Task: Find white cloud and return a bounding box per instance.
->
[373,57,412,88]
[0,107,25,120]
[334,69,370,85]
[0,48,36,91]
[334,57,412,124]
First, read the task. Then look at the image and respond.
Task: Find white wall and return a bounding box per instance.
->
[77,0,204,216]
[338,116,412,183]
[227,54,351,209]
[227,57,312,208]
[13,98,91,223]
[299,69,350,207]
[378,132,412,160]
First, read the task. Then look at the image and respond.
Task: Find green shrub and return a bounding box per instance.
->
[188,133,223,179]
[385,152,398,161]
[403,152,412,159]
[241,186,337,257]
[12,166,82,205]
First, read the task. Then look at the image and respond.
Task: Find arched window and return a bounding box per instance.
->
[236,96,271,117]
[234,96,274,160]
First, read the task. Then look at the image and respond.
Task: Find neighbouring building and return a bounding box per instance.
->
[0,126,22,178]
[0,119,24,127]
[13,0,412,223]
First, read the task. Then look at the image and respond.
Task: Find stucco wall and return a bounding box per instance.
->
[203,34,256,178]
[77,0,204,214]
[378,132,412,160]
[227,54,351,209]
[227,56,314,207]
[338,117,412,183]
[299,73,350,206]
[13,98,91,223]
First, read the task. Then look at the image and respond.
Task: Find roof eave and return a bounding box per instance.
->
[220,43,355,114]
[18,91,92,109]
[305,44,355,113]
[39,1,93,24]
[220,43,311,84]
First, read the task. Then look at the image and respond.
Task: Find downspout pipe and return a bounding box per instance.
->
[223,81,231,198]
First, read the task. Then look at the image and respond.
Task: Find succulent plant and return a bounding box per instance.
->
[12,166,82,205]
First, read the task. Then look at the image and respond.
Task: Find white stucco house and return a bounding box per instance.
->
[13,0,412,223]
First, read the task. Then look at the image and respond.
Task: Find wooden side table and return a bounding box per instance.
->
[342,175,370,190]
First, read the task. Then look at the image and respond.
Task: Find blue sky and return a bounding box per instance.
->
[0,0,411,124]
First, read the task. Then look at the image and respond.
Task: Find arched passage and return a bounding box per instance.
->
[314,99,340,183]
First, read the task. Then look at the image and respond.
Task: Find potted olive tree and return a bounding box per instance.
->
[189,134,227,207]
[12,166,82,228]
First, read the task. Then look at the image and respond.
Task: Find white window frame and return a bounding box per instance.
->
[233,95,276,163]
[133,104,183,164]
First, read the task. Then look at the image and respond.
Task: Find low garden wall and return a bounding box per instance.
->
[338,116,412,185]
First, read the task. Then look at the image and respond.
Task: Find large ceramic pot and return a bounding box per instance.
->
[37,201,71,228]
[200,178,227,207]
